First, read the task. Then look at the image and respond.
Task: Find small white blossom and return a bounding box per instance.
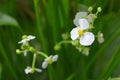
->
[24,66,42,74]
[70,19,95,46]
[25,66,32,74]
[42,55,58,69]
[73,12,94,26]
[18,35,35,44]
[97,32,104,43]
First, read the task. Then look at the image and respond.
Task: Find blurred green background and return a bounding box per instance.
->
[0,0,120,80]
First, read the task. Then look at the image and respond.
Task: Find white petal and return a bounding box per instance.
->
[24,67,32,74]
[79,19,89,30]
[80,32,95,46]
[42,61,48,69]
[73,12,87,26]
[52,55,58,62]
[35,68,42,72]
[27,35,36,40]
[23,51,27,56]
[87,14,94,23]
[18,39,27,44]
[70,27,79,40]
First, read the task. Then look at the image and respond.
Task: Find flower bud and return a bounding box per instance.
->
[62,33,69,40]
[54,44,61,50]
[29,47,35,52]
[97,7,102,12]
[22,35,27,39]
[16,49,21,54]
[88,6,93,12]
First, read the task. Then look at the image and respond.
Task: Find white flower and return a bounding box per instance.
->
[42,55,58,69]
[24,66,42,74]
[70,19,95,46]
[73,12,94,26]
[18,35,35,44]
[97,32,104,43]
[25,66,32,74]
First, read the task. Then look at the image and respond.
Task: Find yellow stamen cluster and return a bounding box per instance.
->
[78,29,84,36]
[48,59,53,64]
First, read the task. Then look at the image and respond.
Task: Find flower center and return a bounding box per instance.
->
[78,29,84,36]
[48,59,53,64]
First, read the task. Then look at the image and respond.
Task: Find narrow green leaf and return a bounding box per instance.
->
[0,42,18,80]
[33,0,47,52]
[0,12,19,27]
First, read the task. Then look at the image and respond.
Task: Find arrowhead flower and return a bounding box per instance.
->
[18,35,36,44]
[25,66,32,74]
[73,12,94,26]
[70,19,95,46]
[42,55,58,69]
[25,66,42,74]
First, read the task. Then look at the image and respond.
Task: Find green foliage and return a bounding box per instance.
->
[0,12,19,27]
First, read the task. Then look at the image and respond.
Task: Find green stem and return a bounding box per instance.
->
[37,51,48,58]
[58,40,72,45]
[32,54,37,71]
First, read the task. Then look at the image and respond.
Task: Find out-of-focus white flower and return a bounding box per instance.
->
[25,66,32,74]
[70,19,95,46]
[82,47,90,56]
[97,32,104,43]
[18,35,35,44]
[24,66,42,74]
[42,55,58,69]
[73,12,94,26]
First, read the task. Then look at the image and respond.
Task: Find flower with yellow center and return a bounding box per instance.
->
[78,29,84,36]
[70,19,95,46]
[42,55,58,69]
[73,12,94,26]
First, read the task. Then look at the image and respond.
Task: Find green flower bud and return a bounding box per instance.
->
[29,47,35,52]
[88,6,93,12]
[54,44,61,50]
[22,35,27,39]
[97,7,102,12]
[62,33,69,40]
[16,49,21,54]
